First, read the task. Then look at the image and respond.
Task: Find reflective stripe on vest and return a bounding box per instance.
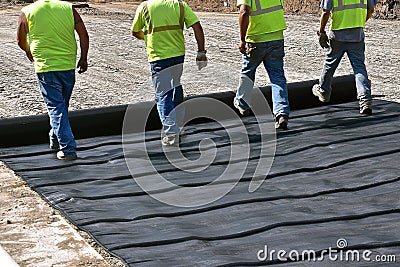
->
[333,0,367,12]
[143,0,184,35]
[250,0,283,16]
[245,0,286,37]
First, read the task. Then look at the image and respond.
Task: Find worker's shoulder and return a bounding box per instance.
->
[134,1,147,13]
[146,0,189,5]
[21,1,38,12]
[144,0,190,10]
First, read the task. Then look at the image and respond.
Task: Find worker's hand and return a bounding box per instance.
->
[238,41,256,56]
[196,50,207,71]
[25,50,33,62]
[238,40,246,55]
[317,31,330,49]
[77,58,88,74]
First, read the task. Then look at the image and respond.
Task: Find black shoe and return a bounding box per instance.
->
[275,114,289,130]
[50,144,59,151]
[360,106,372,116]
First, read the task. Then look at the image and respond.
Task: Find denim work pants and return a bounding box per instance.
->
[37,70,76,155]
[150,56,184,136]
[236,39,290,116]
[320,38,372,107]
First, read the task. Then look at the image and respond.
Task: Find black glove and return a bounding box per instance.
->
[317,31,330,49]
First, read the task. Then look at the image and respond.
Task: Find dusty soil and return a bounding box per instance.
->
[1,3,399,119]
[89,0,400,17]
[0,162,125,267]
[0,1,399,266]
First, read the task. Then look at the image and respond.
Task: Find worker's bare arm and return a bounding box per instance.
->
[191,22,205,52]
[366,7,374,21]
[132,31,145,40]
[73,8,89,74]
[16,12,33,62]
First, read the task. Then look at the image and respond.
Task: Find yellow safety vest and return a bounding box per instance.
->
[332,0,367,30]
[143,0,184,35]
[247,0,286,37]
[22,0,77,73]
[139,0,194,61]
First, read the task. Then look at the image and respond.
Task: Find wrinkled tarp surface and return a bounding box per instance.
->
[0,100,399,266]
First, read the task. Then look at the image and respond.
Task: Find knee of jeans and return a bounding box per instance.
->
[354,72,368,81]
[239,73,256,86]
[47,105,65,117]
[155,93,161,102]
[155,90,169,102]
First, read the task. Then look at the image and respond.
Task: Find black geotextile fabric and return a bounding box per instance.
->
[1,100,400,266]
[0,75,357,148]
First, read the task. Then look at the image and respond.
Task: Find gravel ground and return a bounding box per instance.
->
[0,3,399,119]
[0,2,399,266]
[0,162,123,267]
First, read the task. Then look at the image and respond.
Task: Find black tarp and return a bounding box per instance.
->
[0,76,399,266]
[0,75,357,148]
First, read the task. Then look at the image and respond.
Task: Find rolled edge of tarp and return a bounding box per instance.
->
[0,75,356,148]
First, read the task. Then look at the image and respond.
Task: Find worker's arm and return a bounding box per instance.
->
[16,13,33,62]
[191,22,205,52]
[73,8,89,74]
[191,22,207,70]
[317,9,331,49]
[238,4,250,55]
[319,9,331,33]
[131,4,145,40]
[131,30,145,40]
[366,7,374,21]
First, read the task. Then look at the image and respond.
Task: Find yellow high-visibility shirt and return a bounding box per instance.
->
[237,0,286,43]
[22,0,77,73]
[332,0,367,30]
[131,0,199,62]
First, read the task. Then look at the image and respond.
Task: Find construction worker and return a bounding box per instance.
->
[233,0,290,130]
[313,0,377,115]
[131,0,207,146]
[17,0,89,160]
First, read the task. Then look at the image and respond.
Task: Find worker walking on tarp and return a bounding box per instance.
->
[313,0,377,115]
[131,0,207,146]
[233,0,290,130]
[16,0,89,160]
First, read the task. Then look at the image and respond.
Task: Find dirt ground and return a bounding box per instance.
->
[1,2,399,119]
[0,162,125,267]
[0,1,399,266]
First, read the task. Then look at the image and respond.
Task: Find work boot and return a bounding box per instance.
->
[50,139,59,150]
[57,151,77,160]
[162,135,179,146]
[275,114,289,130]
[312,84,331,103]
[233,98,250,116]
[360,105,372,116]
[50,144,59,151]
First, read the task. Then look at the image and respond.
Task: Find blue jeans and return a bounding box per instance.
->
[150,56,184,136]
[319,38,371,107]
[236,39,290,116]
[37,70,76,155]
